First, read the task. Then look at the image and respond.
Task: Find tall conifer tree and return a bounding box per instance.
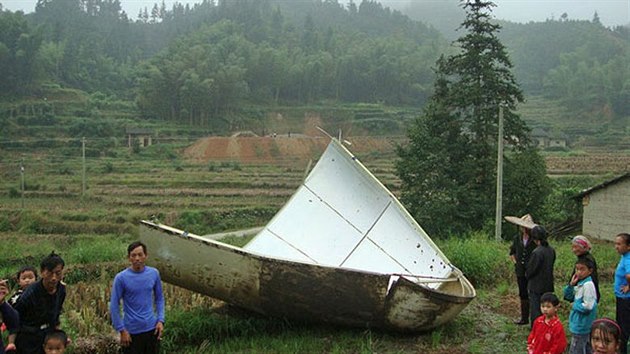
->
[396,0,543,236]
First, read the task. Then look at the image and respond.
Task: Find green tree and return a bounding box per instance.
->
[396,0,546,237]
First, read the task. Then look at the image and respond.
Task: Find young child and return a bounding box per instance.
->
[564,257,598,354]
[8,265,38,306]
[528,292,568,354]
[43,330,68,354]
[591,318,622,354]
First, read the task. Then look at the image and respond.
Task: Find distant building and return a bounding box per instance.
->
[548,132,568,148]
[531,128,568,149]
[126,127,155,148]
[575,172,630,241]
[531,128,549,148]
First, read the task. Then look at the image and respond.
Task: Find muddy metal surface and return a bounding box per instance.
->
[140,221,475,332]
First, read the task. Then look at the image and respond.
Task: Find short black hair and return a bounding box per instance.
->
[127,241,147,256]
[575,257,595,270]
[540,292,559,306]
[40,252,64,272]
[44,329,68,347]
[531,225,550,247]
[618,233,630,246]
[16,265,38,279]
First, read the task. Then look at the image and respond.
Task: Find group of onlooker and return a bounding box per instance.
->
[0,241,164,354]
[508,213,630,354]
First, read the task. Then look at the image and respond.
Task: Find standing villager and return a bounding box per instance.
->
[506,214,537,325]
[567,235,600,303]
[110,241,165,354]
[13,252,66,354]
[0,279,19,354]
[527,292,567,354]
[525,225,556,326]
[614,233,630,354]
[563,257,598,354]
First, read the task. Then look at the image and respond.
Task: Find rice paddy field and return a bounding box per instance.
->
[0,137,625,353]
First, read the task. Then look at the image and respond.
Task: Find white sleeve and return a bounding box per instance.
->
[581,281,597,311]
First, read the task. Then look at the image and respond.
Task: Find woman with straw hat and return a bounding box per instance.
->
[507,214,537,325]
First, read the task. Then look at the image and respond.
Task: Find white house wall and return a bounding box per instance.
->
[582,179,630,241]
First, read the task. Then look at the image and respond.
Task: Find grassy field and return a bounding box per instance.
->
[0,138,625,353]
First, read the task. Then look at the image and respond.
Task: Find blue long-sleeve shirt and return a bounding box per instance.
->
[109,266,165,335]
[615,252,630,298]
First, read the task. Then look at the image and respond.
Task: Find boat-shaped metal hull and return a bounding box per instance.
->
[140,221,474,331]
[140,138,475,331]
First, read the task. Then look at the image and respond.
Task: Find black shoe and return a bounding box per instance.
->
[514,319,529,325]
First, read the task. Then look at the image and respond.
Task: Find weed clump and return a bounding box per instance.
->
[438,233,511,287]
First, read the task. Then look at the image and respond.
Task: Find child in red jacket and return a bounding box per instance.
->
[528,292,568,354]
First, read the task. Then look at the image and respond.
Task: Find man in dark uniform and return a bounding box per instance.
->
[507,214,537,325]
[13,252,66,354]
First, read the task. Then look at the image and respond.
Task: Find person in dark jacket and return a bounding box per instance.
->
[0,279,19,354]
[507,214,537,325]
[567,235,600,303]
[13,252,66,354]
[525,225,556,326]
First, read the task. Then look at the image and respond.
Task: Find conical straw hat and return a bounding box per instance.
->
[504,214,536,229]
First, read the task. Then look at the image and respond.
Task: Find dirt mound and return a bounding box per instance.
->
[184,136,400,164]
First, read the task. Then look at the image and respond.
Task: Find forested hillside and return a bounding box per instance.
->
[0,0,628,142]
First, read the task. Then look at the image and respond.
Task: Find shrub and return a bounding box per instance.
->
[103,161,114,173]
[8,187,20,198]
[438,232,511,287]
[0,215,11,231]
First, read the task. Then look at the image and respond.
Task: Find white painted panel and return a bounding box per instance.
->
[341,239,407,275]
[305,142,390,234]
[244,139,453,281]
[365,204,452,279]
[244,229,315,264]
[246,187,364,266]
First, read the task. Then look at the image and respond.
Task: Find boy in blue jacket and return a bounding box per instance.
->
[564,257,598,354]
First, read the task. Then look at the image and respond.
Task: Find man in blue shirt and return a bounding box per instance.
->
[110,241,165,354]
[614,232,630,354]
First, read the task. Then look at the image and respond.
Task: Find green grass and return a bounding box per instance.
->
[1,111,627,352]
[48,233,629,353]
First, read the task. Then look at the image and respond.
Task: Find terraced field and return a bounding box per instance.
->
[1,135,627,352]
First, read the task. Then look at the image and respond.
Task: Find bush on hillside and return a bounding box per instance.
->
[438,233,511,287]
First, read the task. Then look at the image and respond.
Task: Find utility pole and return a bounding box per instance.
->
[495,105,504,241]
[20,159,25,208]
[82,137,86,196]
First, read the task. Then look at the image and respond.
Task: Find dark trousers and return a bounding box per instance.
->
[529,291,543,325]
[617,297,630,354]
[517,276,529,300]
[15,330,46,354]
[123,330,160,354]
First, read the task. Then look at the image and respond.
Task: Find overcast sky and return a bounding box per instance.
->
[2,0,628,27]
